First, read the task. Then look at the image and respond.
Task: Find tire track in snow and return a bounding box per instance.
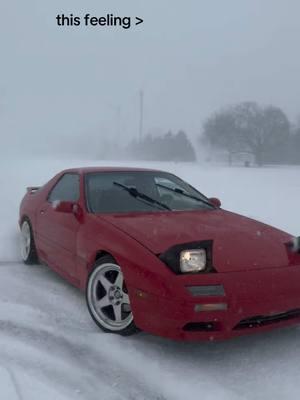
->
[0,319,167,400]
[0,365,23,400]
[0,262,168,399]
[0,261,21,266]
[0,263,246,400]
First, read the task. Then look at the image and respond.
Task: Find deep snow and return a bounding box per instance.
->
[1,158,300,399]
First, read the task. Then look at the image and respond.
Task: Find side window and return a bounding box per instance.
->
[48,174,80,203]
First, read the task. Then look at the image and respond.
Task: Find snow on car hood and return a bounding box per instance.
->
[101,209,293,272]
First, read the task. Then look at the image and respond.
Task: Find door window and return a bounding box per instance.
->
[48,173,80,203]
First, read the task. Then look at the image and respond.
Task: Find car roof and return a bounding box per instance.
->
[60,166,164,175]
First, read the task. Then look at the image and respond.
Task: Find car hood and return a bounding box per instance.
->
[100,210,293,272]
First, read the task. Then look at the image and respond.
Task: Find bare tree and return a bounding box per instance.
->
[202,102,290,165]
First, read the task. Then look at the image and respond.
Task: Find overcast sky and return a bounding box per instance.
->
[1,0,300,155]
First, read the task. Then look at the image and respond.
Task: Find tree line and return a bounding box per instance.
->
[127,130,196,162]
[201,101,300,166]
[124,101,300,165]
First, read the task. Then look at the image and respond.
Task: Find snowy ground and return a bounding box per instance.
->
[0,157,300,399]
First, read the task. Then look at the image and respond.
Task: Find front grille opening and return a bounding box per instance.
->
[183,321,220,332]
[234,309,300,330]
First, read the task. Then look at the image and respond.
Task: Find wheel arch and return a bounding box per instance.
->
[95,250,114,262]
[86,250,115,275]
[85,249,134,292]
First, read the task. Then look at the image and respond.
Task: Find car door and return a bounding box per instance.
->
[36,173,81,278]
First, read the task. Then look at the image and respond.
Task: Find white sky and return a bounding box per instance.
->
[1,0,300,155]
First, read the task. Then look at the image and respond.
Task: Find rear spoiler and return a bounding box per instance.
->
[26,186,40,194]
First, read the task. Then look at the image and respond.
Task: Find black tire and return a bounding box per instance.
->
[86,255,139,336]
[20,218,39,265]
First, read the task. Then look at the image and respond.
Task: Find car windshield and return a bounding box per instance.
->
[85,171,214,213]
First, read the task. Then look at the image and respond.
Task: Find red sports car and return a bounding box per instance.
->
[19,167,300,340]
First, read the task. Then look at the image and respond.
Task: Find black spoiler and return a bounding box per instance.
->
[26,186,40,194]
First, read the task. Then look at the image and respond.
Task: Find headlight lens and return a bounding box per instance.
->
[180,249,207,273]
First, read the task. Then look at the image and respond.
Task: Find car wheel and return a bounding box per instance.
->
[86,255,138,336]
[20,219,38,264]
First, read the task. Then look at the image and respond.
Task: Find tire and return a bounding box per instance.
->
[86,255,138,336]
[20,219,38,265]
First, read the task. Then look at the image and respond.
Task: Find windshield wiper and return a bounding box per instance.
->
[113,181,171,211]
[155,183,215,208]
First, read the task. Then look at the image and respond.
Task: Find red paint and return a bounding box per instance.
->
[19,167,300,340]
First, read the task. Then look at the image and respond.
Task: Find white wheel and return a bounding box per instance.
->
[86,256,138,335]
[20,220,38,264]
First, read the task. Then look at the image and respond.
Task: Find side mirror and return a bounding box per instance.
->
[209,197,221,208]
[53,201,84,221]
[53,201,75,213]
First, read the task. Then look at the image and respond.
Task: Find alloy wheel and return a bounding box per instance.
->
[21,221,31,261]
[87,263,133,331]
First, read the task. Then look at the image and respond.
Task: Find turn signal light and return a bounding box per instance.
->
[194,303,228,312]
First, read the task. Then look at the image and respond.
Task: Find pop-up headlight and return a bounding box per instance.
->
[180,249,207,273]
[159,240,215,274]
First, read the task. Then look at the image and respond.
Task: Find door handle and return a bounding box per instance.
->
[40,209,45,215]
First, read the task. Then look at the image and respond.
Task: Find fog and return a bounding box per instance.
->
[1,0,300,158]
[1,4,300,398]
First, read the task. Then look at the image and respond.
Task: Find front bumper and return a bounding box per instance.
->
[130,264,300,340]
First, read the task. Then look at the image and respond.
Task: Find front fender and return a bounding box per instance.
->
[77,214,175,297]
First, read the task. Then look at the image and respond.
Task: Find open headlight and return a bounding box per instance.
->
[159,240,214,274]
[180,249,207,273]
